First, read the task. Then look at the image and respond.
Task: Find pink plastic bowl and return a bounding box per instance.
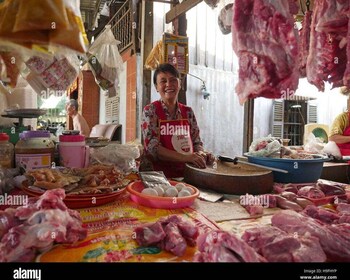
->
[126,180,199,209]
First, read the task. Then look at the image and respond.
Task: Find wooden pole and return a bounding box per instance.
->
[173,11,187,105]
[139,0,153,142]
[243,99,254,154]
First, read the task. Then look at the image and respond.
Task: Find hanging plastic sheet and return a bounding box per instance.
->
[88,25,124,90]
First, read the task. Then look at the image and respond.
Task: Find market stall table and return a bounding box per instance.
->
[2,177,350,263]
[34,193,219,262]
[321,161,350,184]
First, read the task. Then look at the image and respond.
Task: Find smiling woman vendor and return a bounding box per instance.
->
[141,63,215,178]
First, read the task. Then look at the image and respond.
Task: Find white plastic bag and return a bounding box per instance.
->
[88,25,123,90]
[248,136,282,157]
[89,143,140,173]
[323,141,342,159]
[304,133,326,154]
[100,3,110,17]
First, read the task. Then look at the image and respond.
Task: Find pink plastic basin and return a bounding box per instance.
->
[126,180,199,209]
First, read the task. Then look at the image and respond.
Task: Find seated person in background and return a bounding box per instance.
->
[329,111,350,156]
[66,99,91,137]
[141,63,215,178]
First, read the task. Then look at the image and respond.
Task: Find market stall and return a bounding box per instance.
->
[1,136,350,263]
[1,0,350,271]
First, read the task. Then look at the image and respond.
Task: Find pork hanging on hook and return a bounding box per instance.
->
[231,0,300,104]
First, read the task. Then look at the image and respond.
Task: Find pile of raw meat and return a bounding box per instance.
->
[194,204,350,262]
[246,207,350,262]
[0,189,87,262]
[232,0,350,103]
[134,215,199,257]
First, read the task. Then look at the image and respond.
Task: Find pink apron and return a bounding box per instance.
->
[151,100,193,178]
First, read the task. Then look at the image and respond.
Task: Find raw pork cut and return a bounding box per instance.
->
[0,189,87,262]
[232,0,299,103]
[272,209,350,261]
[242,225,326,262]
[343,18,350,87]
[306,0,349,91]
[299,11,312,77]
[193,230,266,262]
[134,215,199,257]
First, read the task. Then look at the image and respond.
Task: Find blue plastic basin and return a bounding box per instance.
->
[245,154,329,183]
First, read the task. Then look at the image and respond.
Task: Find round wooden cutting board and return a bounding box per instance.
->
[184,161,274,195]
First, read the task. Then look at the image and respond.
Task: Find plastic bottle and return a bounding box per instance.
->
[0,132,14,168]
[58,134,89,168]
[15,131,55,171]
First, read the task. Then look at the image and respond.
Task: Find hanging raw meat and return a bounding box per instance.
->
[306,0,349,91]
[232,0,299,104]
[299,11,312,77]
[343,16,350,88]
[288,0,300,15]
[315,0,349,34]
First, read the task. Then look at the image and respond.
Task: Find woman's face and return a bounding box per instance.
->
[155,71,180,103]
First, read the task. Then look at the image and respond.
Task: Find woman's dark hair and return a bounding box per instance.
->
[153,63,180,85]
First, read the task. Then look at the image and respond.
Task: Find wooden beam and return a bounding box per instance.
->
[173,13,187,105]
[144,0,178,4]
[166,0,202,24]
[141,1,153,112]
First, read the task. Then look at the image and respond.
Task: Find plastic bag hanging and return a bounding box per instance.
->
[0,0,88,54]
[145,40,164,70]
[88,25,123,90]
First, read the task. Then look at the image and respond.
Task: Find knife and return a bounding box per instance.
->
[218,155,289,174]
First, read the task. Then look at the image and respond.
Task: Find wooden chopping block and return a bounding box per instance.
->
[184,161,274,195]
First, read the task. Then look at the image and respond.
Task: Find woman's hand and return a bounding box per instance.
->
[205,152,216,165]
[196,151,216,166]
[186,152,207,169]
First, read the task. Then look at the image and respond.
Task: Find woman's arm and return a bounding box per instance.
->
[329,134,350,144]
[157,145,206,168]
[187,107,215,164]
[141,105,160,159]
[187,108,204,152]
[329,112,348,144]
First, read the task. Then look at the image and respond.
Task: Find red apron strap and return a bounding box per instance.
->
[154,100,167,120]
[178,103,189,119]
